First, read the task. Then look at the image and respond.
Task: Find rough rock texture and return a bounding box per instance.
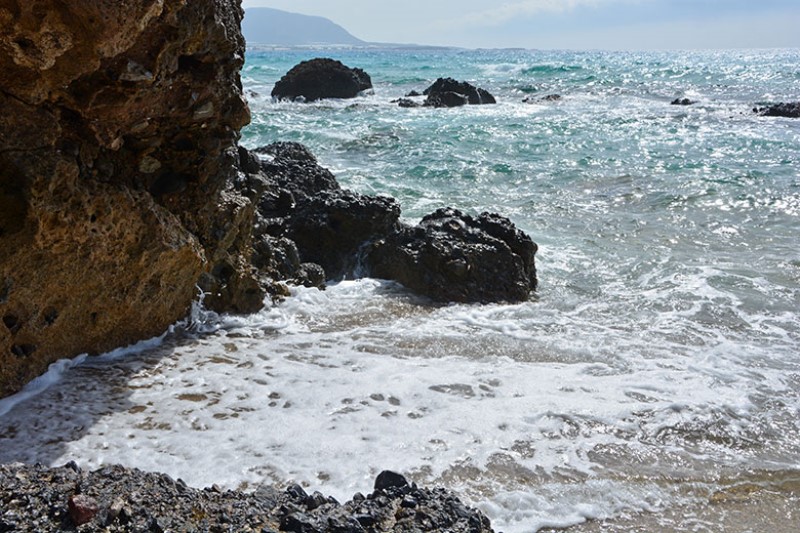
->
[252,143,538,303]
[368,208,538,303]
[0,463,496,532]
[423,78,496,107]
[272,58,373,101]
[754,102,800,118]
[0,0,259,397]
[284,190,402,280]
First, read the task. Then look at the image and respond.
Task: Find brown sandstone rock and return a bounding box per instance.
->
[0,0,259,397]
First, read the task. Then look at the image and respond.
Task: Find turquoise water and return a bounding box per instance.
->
[1,47,799,532]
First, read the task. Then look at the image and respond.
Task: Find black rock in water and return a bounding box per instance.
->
[425,91,469,108]
[272,58,372,101]
[754,102,800,118]
[523,94,562,103]
[367,208,538,303]
[284,189,402,280]
[248,142,538,303]
[671,97,696,106]
[422,77,496,106]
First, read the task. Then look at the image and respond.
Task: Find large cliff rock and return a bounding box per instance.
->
[0,0,258,397]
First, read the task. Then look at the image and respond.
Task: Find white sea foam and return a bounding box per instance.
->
[2,279,798,532]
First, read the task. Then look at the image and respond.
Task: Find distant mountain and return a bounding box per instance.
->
[242,8,366,46]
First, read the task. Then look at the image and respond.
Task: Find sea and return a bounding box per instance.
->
[1,47,799,532]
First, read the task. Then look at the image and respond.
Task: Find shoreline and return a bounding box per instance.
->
[0,462,494,531]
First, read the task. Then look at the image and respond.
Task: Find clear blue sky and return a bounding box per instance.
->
[241,0,800,50]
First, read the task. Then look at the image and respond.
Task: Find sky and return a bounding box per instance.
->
[240,0,800,50]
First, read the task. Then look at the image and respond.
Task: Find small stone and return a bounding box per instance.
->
[374,470,408,491]
[400,495,418,508]
[286,484,308,501]
[304,491,327,511]
[68,494,99,526]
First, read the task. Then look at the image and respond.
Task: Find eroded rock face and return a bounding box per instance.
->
[0,0,257,396]
[271,58,373,101]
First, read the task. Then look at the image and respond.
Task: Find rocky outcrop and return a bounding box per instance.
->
[0,0,259,397]
[251,143,538,303]
[423,78,496,107]
[671,98,695,106]
[0,463,495,532]
[272,58,373,101]
[754,102,800,118]
[368,208,538,303]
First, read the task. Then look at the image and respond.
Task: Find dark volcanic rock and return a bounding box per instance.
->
[272,58,373,101]
[284,189,402,280]
[425,91,469,108]
[671,98,696,106]
[754,102,800,118]
[255,142,341,203]
[249,143,538,303]
[423,77,496,106]
[368,208,538,303]
[0,463,495,532]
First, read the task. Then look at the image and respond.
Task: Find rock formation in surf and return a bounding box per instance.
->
[250,142,538,303]
[271,58,373,101]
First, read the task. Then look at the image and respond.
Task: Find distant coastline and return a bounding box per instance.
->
[242,7,445,49]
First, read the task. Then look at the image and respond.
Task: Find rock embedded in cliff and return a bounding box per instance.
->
[0,0,258,397]
[271,58,373,101]
[423,77,497,107]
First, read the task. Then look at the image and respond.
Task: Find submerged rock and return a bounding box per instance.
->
[0,463,496,532]
[671,98,696,106]
[523,94,562,103]
[272,58,373,101]
[754,102,800,118]
[423,77,497,107]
